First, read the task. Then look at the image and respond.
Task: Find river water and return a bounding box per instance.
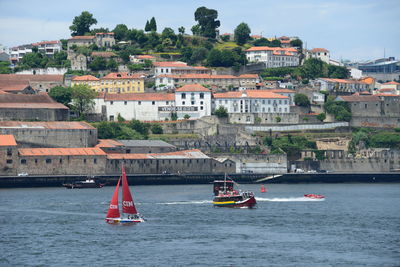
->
[0,183,399,266]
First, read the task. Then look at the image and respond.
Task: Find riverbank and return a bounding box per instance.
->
[0,172,399,188]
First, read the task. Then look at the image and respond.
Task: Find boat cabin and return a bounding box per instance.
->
[213,180,234,196]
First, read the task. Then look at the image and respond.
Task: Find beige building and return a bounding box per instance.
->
[72,72,145,94]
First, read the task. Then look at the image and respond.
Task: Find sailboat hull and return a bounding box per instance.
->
[105,217,145,224]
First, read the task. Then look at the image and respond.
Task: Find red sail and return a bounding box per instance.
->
[121,165,138,215]
[106,178,121,218]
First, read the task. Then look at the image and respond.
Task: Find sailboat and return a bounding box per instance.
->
[105,165,145,224]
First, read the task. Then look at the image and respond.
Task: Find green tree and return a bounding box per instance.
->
[49,86,72,106]
[71,84,98,118]
[191,25,201,36]
[117,113,126,122]
[214,106,228,118]
[89,57,107,71]
[90,27,110,35]
[0,62,12,74]
[190,47,208,64]
[234,22,251,45]
[275,116,282,123]
[316,113,326,122]
[113,24,129,41]
[178,26,185,35]
[184,114,191,119]
[128,119,150,138]
[294,93,311,107]
[149,17,157,32]
[194,6,220,39]
[144,20,150,32]
[106,59,118,71]
[161,27,177,44]
[171,112,178,121]
[151,124,163,134]
[69,11,97,36]
[290,39,303,48]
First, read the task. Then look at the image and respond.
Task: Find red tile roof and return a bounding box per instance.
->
[153,61,188,67]
[19,147,106,156]
[136,55,155,59]
[374,93,399,97]
[245,46,297,52]
[0,121,95,130]
[383,81,400,85]
[104,92,175,101]
[0,103,68,109]
[270,89,296,93]
[238,74,259,79]
[378,88,396,92]
[0,135,17,146]
[0,93,68,110]
[158,74,256,79]
[0,74,64,83]
[72,75,99,81]
[32,40,60,46]
[213,90,288,99]
[69,36,96,40]
[0,82,30,92]
[310,48,329,53]
[102,72,145,80]
[321,78,368,84]
[106,149,208,159]
[175,84,210,92]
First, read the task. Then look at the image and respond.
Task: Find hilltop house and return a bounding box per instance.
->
[245,46,300,68]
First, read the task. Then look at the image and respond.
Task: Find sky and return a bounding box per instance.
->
[0,0,399,62]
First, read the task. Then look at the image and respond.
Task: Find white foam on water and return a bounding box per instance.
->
[156,200,212,205]
[256,197,325,202]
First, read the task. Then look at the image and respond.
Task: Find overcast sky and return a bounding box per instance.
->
[0,0,399,61]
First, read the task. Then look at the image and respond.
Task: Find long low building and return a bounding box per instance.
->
[0,121,97,148]
[155,74,260,90]
[0,92,69,121]
[0,135,235,176]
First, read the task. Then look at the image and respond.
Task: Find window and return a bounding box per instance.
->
[181,93,186,99]
[21,159,27,164]
[191,101,195,105]
[152,101,155,105]
[124,101,127,105]
[109,115,114,121]
[138,101,141,105]
[35,159,38,164]
[59,158,62,163]
[7,148,12,156]
[200,93,204,99]
[110,101,113,105]
[83,159,87,164]
[182,101,185,105]
[46,159,52,164]
[6,159,12,164]
[200,106,203,110]
[94,158,97,164]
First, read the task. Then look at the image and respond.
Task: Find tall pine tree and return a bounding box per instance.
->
[145,20,150,32]
[149,17,157,32]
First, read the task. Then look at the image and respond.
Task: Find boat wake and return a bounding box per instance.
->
[156,200,212,205]
[256,197,325,202]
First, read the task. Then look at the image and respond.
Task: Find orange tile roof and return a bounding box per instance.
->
[339,95,380,102]
[175,84,210,92]
[0,74,64,83]
[106,149,208,159]
[213,90,288,99]
[0,83,30,92]
[321,78,368,84]
[374,93,399,97]
[238,74,259,78]
[153,61,188,67]
[104,92,175,101]
[270,89,296,93]
[0,135,17,146]
[0,121,95,130]
[69,36,96,40]
[72,75,99,81]
[136,55,155,59]
[378,88,396,92]
[383,81,400,85]
[32,40,60,46]
[19,147,106,156]
[310,48,329,53]
[102,72,145,80]
[245,46,297,52]
[95,139,124,148]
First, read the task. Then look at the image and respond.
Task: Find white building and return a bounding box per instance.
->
[269,89,296,105]
[245,46,300,68]
[174,84,212,119]
[156,74,260,90]
[306,48,330,64]
[316,78,371,93]
[153,61,210,77]
[32,41,62,57]
[10,44,32,63]
[96,84,212,121]
[130,55,156,64]
[213,90,290,114]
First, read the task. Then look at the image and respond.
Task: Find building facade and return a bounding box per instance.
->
[32,41,62,57]
[156,74,260,90]
[153,61,211,77]
[306,48,330,64]
[316,78,371,94]
[245,46,300,68]
[71,72,145,94]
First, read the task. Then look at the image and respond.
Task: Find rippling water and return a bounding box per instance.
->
[0,183,399,266]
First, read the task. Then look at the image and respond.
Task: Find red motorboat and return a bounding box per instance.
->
[213,175,256,208]
[304,194,325,199]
